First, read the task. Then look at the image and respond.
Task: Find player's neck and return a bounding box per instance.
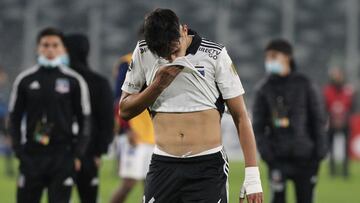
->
[186,35,194,50]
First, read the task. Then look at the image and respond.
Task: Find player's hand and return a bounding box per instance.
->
[239,192,263,203]
[74,158,81,171]
[240,167,263,203]
[94,156,101,168]
[153,65,183,90]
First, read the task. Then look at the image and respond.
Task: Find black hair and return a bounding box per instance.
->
[144,8,180,58]
[37,27,65,44]
[265,39,296,71]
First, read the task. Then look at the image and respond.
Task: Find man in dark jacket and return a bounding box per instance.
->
[9,27,91,203]
[252,39,327,203]
[64,34,114,203]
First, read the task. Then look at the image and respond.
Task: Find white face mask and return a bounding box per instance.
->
[265,60,284,75]
[37,55,63,68]
[59,54,70,66]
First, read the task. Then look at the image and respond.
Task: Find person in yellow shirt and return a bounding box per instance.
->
[111,53,155,203]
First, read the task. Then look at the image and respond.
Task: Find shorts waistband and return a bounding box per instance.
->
[154,145,223,158]
[152,146,226,163]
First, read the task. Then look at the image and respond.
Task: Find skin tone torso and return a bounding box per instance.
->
[153,109,222,156]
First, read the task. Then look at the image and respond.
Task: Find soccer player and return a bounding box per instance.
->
[119,8,263,203]
[9,27,91,203]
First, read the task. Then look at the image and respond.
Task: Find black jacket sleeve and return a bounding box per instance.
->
[306,81,328,160]
[8,78,26,158]
[252,86,274,164]
[72,77,91,158]
[93,79,114,156]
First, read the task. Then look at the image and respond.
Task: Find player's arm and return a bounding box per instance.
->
[226,96,263,203]
[226,96,257,167]
[120,37,188,120]
[72,75,91,170]
[8,77,26,158]
[119,66,182,120]
[215,48,263,203]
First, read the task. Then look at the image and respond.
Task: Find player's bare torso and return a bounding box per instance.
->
[153,109,222,156]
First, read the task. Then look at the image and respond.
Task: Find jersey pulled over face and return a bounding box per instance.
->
[122,30,245,113]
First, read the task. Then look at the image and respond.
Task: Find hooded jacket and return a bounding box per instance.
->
[65,34,114,157]
[252,72,328,164]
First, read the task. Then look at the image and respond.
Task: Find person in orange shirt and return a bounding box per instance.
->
[111,53,155,203]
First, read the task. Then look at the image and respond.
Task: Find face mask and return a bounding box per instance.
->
[59,54,70,66]
[265,60,284,75]
[37,55,62,68]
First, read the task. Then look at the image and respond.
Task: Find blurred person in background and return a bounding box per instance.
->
[120,8,263,203]
[323,67,355,178]
[110,52,155,203]
[8,27,91,203]
[252,39,328,203]
[64,34,114,203]
[0,67,15,177]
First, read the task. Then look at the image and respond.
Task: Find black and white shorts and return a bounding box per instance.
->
[143,149,229,203]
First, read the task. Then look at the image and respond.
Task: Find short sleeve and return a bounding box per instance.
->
[215,47,245,99]
[121,42,146,94]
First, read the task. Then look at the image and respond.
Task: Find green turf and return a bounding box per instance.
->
[0,156,359,203]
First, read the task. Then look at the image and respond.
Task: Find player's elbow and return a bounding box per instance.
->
[118,105,131,121]
[119,111,132,121]
[118,102,135,121]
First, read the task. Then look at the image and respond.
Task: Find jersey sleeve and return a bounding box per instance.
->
[215,47,245,99]
[121,42,146,94]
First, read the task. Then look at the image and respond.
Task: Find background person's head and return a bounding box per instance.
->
[64,33,90,71]
[264,39,295,76]
[144,8,188,59]
[328,67,345,86]
[37,27,66,60]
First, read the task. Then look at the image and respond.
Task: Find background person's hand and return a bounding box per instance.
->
[94,156,101,168]
[74,158,81,172]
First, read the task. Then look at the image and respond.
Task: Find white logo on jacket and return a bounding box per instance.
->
[29,81,41,90]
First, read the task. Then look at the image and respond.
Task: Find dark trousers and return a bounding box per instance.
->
[268,161,319,203]
[75,156,99,203]
[328,127,350,177]
[17,150,75,203]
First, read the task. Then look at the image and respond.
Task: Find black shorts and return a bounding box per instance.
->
[143,149,229,203]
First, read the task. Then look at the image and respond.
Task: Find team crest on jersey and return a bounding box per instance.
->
[195,65,205,76]
[55,78,70,94]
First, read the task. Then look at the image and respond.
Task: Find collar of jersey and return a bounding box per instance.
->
[186,29,202,55]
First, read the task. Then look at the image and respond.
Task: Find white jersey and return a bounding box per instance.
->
[121,30,245,113]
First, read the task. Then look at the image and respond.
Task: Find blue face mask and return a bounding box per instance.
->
[265,60,283,75]
[59,54,70,66]
[37,55,62,68]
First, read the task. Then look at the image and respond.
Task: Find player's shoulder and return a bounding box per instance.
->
[58,65,87,85]
[14,65,40,84]
[136,40,151,55]
[197,38,226,60]
[200,38,225,50]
